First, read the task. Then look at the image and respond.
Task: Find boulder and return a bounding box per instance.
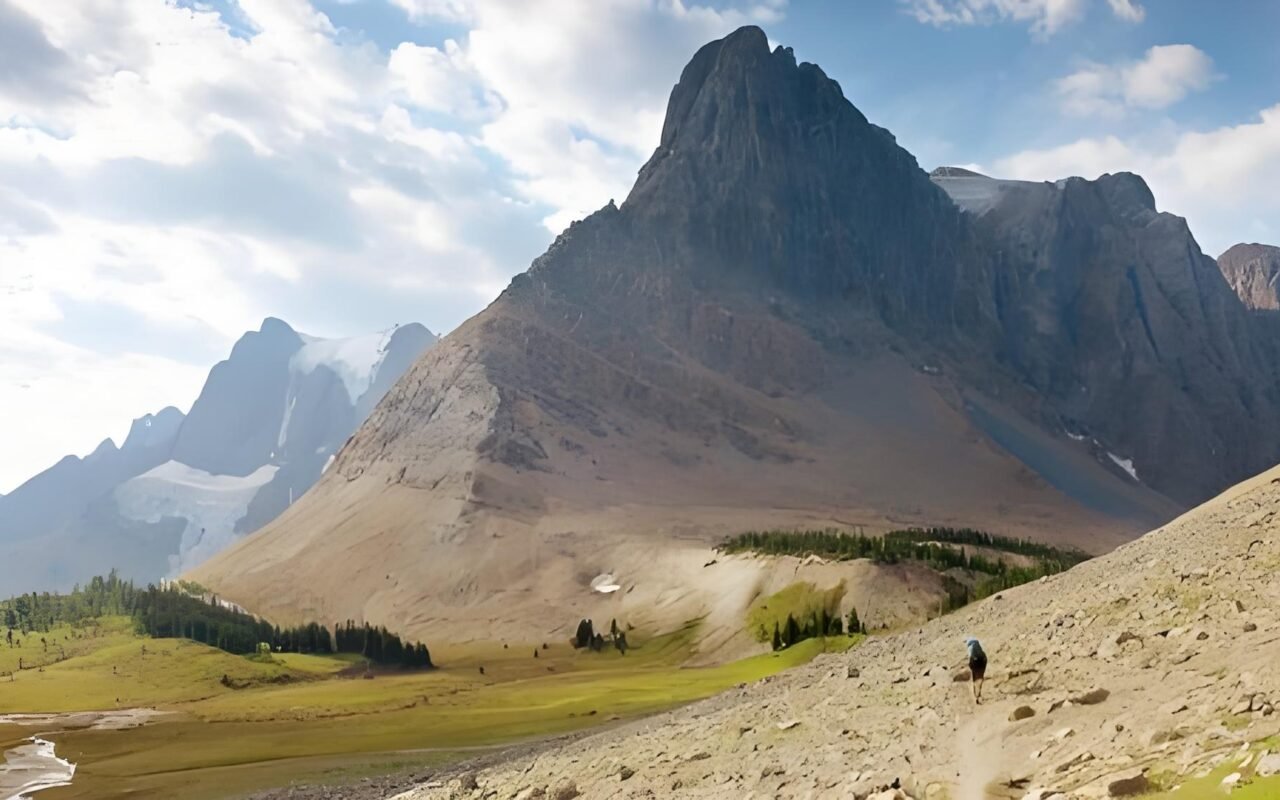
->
[1107,769,1150,797]
[551,780,580,800]
[1072,688,1111,706]
[1256,753,1280,777]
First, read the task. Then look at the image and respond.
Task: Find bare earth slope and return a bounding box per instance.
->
[191,26,1199,647]
[396,462,1280,800]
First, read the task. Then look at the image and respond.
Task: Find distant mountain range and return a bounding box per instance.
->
[0,319,436,593]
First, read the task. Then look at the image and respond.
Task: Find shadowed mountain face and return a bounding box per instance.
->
[196,27,1280,648]
[933,171,1280,505]
[0,319,436,594]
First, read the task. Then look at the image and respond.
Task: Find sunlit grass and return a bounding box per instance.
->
[1,617,857,799]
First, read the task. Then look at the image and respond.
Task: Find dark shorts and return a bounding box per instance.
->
[969,655,987,680]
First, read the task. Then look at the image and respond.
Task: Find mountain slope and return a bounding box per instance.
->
[0,320,436,593]
[191,27,1205,648]
[399,459,1280,800]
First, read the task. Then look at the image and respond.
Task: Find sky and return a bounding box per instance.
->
[1,0,1278,493]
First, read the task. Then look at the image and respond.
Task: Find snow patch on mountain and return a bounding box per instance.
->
[930,170,1047,216]
[114,461,278,575]
[290,330,393,403]
[1108,452,1140,482]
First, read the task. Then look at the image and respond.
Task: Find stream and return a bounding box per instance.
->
[0,709,169,799]
[0,737,74,800]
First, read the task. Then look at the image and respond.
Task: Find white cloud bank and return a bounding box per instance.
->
[0,0,786,491]
[1056,44,1215,116]
[901,0,1144,37]
[994,103,1280,256]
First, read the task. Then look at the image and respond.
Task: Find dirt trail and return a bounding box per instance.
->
[956,708,1008,800]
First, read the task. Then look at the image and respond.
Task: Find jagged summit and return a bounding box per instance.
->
[1219,242,1280,311]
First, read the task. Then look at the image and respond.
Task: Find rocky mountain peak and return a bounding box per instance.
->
[1091,171,1158,217]
[1219,242,1280,311]
[121,407,185,453]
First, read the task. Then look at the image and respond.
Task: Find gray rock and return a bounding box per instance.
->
[1107,769,1149,797]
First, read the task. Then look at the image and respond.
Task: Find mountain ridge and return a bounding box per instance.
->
[191,26,1232,652]
[0,318,436,593]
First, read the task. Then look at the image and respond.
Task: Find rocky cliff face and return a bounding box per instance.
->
[933,171,1280,505]
[170,317,303,477]
[0,319,435,593]
[1219,242,1280,311]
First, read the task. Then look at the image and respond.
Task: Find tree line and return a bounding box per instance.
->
[571,618,628,654]
[722,527,1087,616]
[334,620,433,668]
[2,572,432,669]
[769,606,865,651]
[720,526,1087,577]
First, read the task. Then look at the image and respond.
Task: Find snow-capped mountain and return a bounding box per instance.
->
[0,318,437,593]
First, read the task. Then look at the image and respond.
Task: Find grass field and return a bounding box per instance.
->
[1143,737,1280,799]
[0,617,857,799]
[746,581,847,642]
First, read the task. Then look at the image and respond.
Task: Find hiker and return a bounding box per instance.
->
[965,637,987,704]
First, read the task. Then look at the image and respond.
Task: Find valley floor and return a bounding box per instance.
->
[0,617,854,799]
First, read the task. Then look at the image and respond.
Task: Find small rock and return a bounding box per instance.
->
[460,772,479,791]
[618,765,634,781]
[1158,700,1189,716]
[1221,772,1242,787]
[1053,727,1076,741]
[547,778,583,800]
[1054,751,1094,773]
[1072,688,1111,706]
[848,666,861,679]
[777,719,801,731]
[1010,706,1036,722]
[1257,753,1280,777]
[1245,622,1259,633]
[1107,769,1149,797]
[1231,700,1252,715]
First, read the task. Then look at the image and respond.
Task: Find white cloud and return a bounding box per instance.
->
[1105,0,1145,22]
[454,0,788,230]
[388,0,473,23]
[994,104,1280,256]
[0,327,208,494]
[1056,44,1215,116]
[901,0,1142,36]
[0,0,787,488]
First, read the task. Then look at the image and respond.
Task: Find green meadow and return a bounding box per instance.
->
[1,616,856,799]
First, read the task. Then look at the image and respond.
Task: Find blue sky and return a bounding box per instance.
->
[1,0,1277,491]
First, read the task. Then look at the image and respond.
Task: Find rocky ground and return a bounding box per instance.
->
[389,464,1280,799]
